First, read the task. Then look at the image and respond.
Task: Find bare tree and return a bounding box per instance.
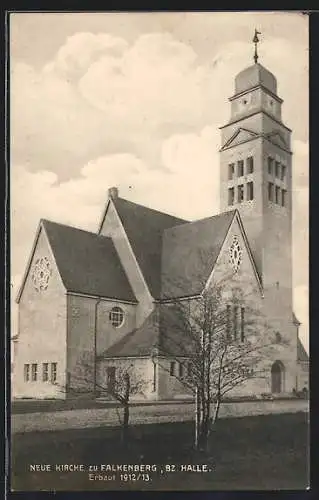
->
[62,351,147,443]
[157,270,280,452]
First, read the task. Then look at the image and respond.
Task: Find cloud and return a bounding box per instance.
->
[44,32,128,82]
[11,31,308,181]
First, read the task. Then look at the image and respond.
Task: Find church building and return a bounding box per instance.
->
[12,42,308,400]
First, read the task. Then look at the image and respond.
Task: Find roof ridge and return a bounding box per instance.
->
[163,209,236,232]
[42,219,111,239]
[115,197,188,223]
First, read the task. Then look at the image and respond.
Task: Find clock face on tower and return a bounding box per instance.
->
[31,256,52,292]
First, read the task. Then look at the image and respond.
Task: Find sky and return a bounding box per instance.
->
[10,11,309,351]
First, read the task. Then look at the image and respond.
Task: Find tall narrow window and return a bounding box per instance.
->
[275,186,280,204]
[226,305,231,340]
[24,364,30,382]
[228,163,235,180]
[42,363,48,382]
[228,187,234,206]
[247,182,254,201]
[240,308,245,342]
[238,184,244,203]
[152,362,157,392]
[237,160,244,177]
[51,362,57,383]
[187,362,192,378]
[268,182,274,202]
[179,362,184,378]
[268,157,273,175]
[233,306,238,340]
[246,156,254,174]
[31,363,37,382]
[281,165,286,182]
[275,161,280,178]
[282,189,287,207]
[170,361,176,376]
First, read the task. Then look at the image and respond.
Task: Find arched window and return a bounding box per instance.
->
[271,360,285,393]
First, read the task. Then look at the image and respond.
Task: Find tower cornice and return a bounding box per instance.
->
[229,84,283,104]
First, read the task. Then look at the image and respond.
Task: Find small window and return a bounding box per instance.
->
[187,362,192,378]
[228,163,235,180]
[268,182,274,202]
[179,362,184,378]
[237,160,244,177]
[247,182,254,201]
[282,189,287,207]
[268,157,273,175]
[275,161,280,178]
[42,363,49,382]
[31,363,37,382]
[170,361,176,376]
[275,186,280,204]
[51,362,57,383]
[281,165,286,182]
[228,187,234,206]
[238,185,244,203]
[109,306,124,328]
[246,156,254,174]
[24,364,30,382]
[240,308,245,342]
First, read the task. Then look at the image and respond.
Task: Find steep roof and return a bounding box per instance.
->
[101,310,160,357]
[112,197,187,299]
[161,211,236,298]
[235,62,277,95]
[297,338,309,363]
[43,220,136,302]
[101,305,192,358]
[293,312,301,326]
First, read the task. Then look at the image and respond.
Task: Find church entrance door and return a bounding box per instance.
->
[271,361,284,393]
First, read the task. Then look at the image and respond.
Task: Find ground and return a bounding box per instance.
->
[11,412,309,491]
[11,399,308,433]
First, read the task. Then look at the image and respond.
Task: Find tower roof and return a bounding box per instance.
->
[235,62,277,95]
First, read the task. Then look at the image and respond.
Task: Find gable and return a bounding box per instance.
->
[207,211,263,296]
[16,222,65,304]
[98,198,154,307]
[99,196,187,300]
[220,127,259,151]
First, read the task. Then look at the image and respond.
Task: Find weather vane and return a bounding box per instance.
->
[253,29,261,64]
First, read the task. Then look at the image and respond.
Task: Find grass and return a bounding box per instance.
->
[11,412,309,491]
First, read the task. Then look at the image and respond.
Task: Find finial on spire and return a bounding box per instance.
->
[253,29,261,64]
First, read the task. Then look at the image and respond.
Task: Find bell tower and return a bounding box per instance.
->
[219,32,294,360]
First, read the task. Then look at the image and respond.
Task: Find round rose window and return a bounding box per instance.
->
[31,257,52,292]
[229,236,243,273]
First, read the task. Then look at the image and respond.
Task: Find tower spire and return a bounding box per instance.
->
[253,29,261,64]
